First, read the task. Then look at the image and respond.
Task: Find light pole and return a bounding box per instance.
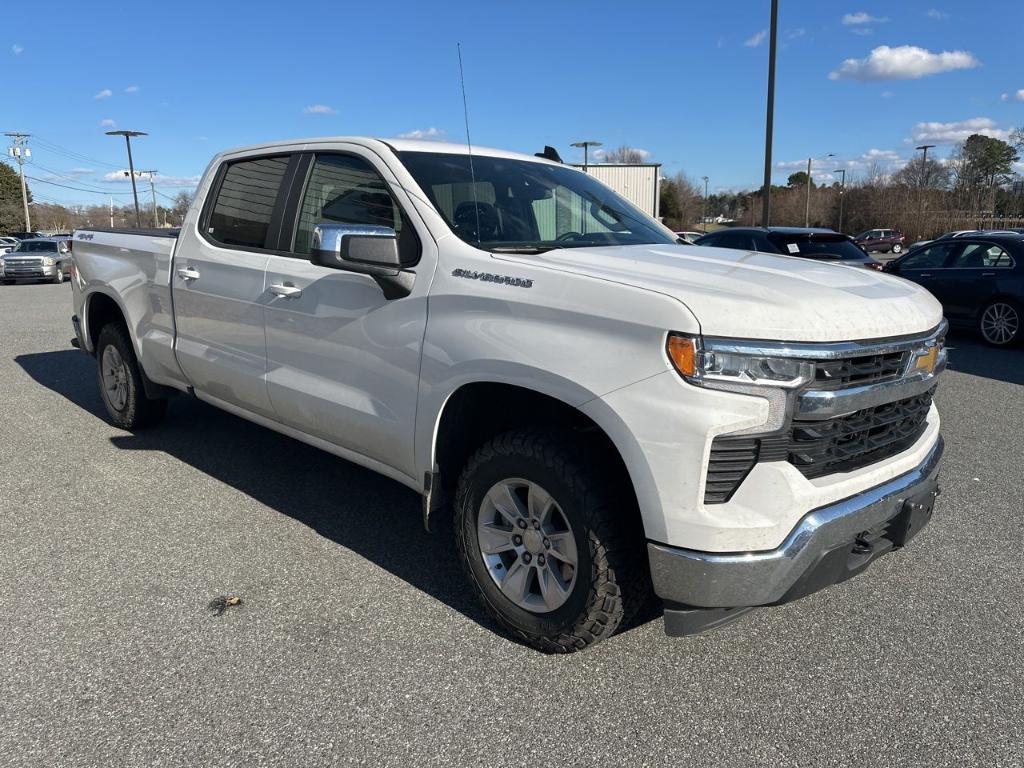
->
[915,144,935,188]
[571,140,602,172]
[805,153,834,227]
[833,168,847,233]
[106,130,147,227]
[701,176,709,232]
[760,0,779,226]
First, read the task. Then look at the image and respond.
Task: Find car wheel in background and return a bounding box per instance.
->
[95,323,168,429]
[891,243,903,254]
[978,300,1020,347]
[454,429,651,653]
[53,267,64,284]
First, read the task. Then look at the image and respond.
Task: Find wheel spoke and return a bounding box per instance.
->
[528,484,554,525]
[487,484,527,526]
[546,531,578,566]
[499,558,530,603]
[537,561,569,610]
[478,523,516,555]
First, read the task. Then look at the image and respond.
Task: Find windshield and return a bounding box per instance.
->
[15,241,58,253]
[398,151,676,252]
[768,234,867,260]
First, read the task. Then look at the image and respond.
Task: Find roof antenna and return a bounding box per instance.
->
[457,43,482,246]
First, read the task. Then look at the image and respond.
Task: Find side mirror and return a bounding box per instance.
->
[311,223,414,299]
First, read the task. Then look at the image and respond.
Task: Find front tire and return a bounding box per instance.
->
[454,429,650,653]
[52,267,64,284]
[978,300,1021,347]
[95,323,167,429]
[891,243,903,254]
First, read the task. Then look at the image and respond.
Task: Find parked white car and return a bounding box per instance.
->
[70,137,946,651]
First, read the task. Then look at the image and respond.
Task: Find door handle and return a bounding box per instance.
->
[918,273,931,278]
[269,283,302,299]
[177,267,201,281]
[981,272,996,277]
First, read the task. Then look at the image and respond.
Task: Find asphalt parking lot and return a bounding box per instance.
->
[1,282,1022,768]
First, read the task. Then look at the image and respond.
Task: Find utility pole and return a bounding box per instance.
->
[4,132,33,231]
[760,0,778,227]
[701,176,710,233]
[833,168,847,232]
[134,170,160,227]
[106,130,147,227]
[109,197,114,228]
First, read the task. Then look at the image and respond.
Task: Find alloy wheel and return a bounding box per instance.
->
[101,345,129,411]
[476,478,578,613]
[980,302,1019,346]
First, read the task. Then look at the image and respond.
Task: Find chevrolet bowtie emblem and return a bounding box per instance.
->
[913,347,939,375]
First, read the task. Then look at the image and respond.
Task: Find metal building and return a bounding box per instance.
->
[572,163,662,219]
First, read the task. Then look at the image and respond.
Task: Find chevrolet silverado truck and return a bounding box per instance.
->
[70,138,946,652]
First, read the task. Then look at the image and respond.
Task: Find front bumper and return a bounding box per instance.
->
[1,264,58,279]
[649,435,943,627]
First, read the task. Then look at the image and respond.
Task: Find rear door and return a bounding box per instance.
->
[261,148,435,480]
[930,240,1016,322]
[172,154,296,418]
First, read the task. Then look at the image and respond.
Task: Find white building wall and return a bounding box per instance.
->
[571,164,661,218]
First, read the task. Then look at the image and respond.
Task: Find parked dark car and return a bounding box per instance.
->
[855,228,905,254]
[883,233,1023,346]
[694,227,883,269]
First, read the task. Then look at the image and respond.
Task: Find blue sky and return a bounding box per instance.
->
[3,0,1022,206]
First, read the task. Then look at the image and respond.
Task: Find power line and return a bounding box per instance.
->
[26,175,137,195]
[30,136,123,170]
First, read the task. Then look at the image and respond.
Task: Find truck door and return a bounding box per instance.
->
[262,150,434,481]
[172,154,294,418]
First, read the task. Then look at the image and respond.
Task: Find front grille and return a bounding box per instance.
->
[786,387,934,479]
[813,351,907,390]
[704,387,935,502]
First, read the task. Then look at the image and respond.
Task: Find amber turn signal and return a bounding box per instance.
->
[666,335,698,377]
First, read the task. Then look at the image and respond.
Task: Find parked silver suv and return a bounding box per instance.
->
[0,238,72,284]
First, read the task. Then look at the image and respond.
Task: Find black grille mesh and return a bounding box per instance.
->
[813,352,907,390]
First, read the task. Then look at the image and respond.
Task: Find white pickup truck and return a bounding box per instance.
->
[70,137,946,651]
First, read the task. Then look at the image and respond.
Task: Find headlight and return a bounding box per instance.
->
[43,257,57,266]
[667,335,813,389]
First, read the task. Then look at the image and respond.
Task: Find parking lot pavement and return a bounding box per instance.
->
[1,283,1021,768]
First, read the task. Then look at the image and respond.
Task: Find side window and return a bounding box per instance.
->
[951,243,1014,269]
[207,156,290,249]
[293,154,406,255]
[899,243,955,270]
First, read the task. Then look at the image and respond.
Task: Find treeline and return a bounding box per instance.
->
[26,190,195,232]
[661,131,1024,240]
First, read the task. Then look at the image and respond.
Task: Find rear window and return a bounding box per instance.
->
[207,156,290,249]
[768,235,865,260]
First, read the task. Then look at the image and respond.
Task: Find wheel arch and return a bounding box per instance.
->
[425,381,645,538]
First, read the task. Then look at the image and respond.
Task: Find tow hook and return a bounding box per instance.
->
[852,533,873,555]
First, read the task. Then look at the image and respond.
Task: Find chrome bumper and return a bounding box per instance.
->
[649,435,944,610]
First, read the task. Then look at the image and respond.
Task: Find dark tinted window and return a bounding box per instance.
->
[899,243,956,269]
[750,233,778,253]
[704,231,749,250]
[950,242,1015,269]
[767,235,865,260]
[207,156,290,249]
[16,240,58,252]
[293,154,407,255]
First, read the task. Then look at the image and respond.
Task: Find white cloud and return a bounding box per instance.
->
[12,43,23,55]
[69,168,94,175]
[829,45,979,81]
[94,89,112,100]
[99,119,116,128]
[1000,89,1024,102]
[787,28,806,40]
[743,29,767,47]
[881,90,895,98]
[395,127,446,140]
[775,159,811,170]
[102,171,201,187]
[910,117,1010,144]
[842,12,889,25]
[303,104,337,114]
[925,8,949,19]
[863,148,901,161]
[124,85,139,93]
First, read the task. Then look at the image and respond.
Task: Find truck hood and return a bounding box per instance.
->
[505,243,943,342]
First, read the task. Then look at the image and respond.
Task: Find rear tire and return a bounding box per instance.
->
[95,323,167,429]
[978,300,1021,347]
[454,429,651,653]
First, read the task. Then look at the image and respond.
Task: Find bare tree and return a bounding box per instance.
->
[601,146,648,164]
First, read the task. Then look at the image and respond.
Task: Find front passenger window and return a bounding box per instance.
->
[293,154,408,257]
[899,243,955,270]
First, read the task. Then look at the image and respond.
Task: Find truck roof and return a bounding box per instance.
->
[216,136,558,165]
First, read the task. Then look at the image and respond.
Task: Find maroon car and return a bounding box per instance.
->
[855,228,905,254]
